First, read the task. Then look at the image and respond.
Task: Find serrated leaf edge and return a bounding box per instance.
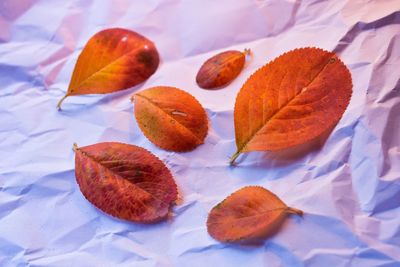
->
[74,142,178,223]
[231,47,353,164]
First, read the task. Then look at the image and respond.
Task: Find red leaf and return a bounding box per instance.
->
[207,186,302,243]
[196,49,250,89]
[231,47,352,164]
[57,28,159,109]
[74,142,177,223]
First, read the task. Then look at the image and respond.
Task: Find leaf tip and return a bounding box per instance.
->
[175,194,183,205]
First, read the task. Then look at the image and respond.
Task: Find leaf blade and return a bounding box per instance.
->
[232,47,352,163]
[207,186,302,243]
[133,86,208,152]
[74,142,177,223]
[196,50,248,89]
[58,28,159,109]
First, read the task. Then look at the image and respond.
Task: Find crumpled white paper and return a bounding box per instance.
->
[1,0,399,266]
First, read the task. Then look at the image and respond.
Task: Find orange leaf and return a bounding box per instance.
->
[207,186,302,243]
[132,86,208,152]
[74,142,177,223]
[57,28,159,109]
[231,47,352,164]
[196,49,250,89]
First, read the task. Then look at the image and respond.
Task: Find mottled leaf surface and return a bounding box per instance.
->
[58,28,159,109]
[196,50,249,89]
[207,186,302,243]
[132,86,208,152]
[74,142,177,223]
[231,47,352,164]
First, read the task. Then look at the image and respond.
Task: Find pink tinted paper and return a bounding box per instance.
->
[1,0,400,266]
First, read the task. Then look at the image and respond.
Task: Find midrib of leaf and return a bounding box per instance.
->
[77,148,168,206]
[69,44,144,92]
[231,56,333,164]
[135,93,203,143]
[209,206,291,226]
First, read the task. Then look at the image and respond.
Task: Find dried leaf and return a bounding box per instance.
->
[207,186,302,243]
[74,142,177,223]
[57,28,159,109]
[132,86,208,152]
[196,49,250,89]
[231,47,352,164]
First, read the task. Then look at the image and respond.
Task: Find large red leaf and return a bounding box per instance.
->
[74,142,177,223]
[132,86,208,152]
[231,47,352,164]
[207,186,302,243]
[57,28,159,109]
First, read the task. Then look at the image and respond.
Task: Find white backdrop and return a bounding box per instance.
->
[0,0,399,266]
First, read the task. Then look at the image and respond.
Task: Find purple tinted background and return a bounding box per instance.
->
[0,0,399,266]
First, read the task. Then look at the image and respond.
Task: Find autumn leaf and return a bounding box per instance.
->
[132,86,208,152]
[207,186,302,243]
[196,49,250,89]
[57,28,159,110]
[231,47,352,164]
[74,142,177,223]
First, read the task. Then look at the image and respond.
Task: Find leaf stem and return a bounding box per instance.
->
[57,94,69,111]
[229,150,241,165]
[73,143,78,152]
[286,207,303,216]
[243,48,252,57]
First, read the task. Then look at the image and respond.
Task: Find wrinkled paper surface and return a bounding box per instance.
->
[1,0,400,266]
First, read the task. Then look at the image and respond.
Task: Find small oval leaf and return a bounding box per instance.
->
[58,28,159,109]
[196,49,249,89]
[207,186,302,243]
[231,47,352,164]
[132,86,208,152]
[74,142,177,223]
